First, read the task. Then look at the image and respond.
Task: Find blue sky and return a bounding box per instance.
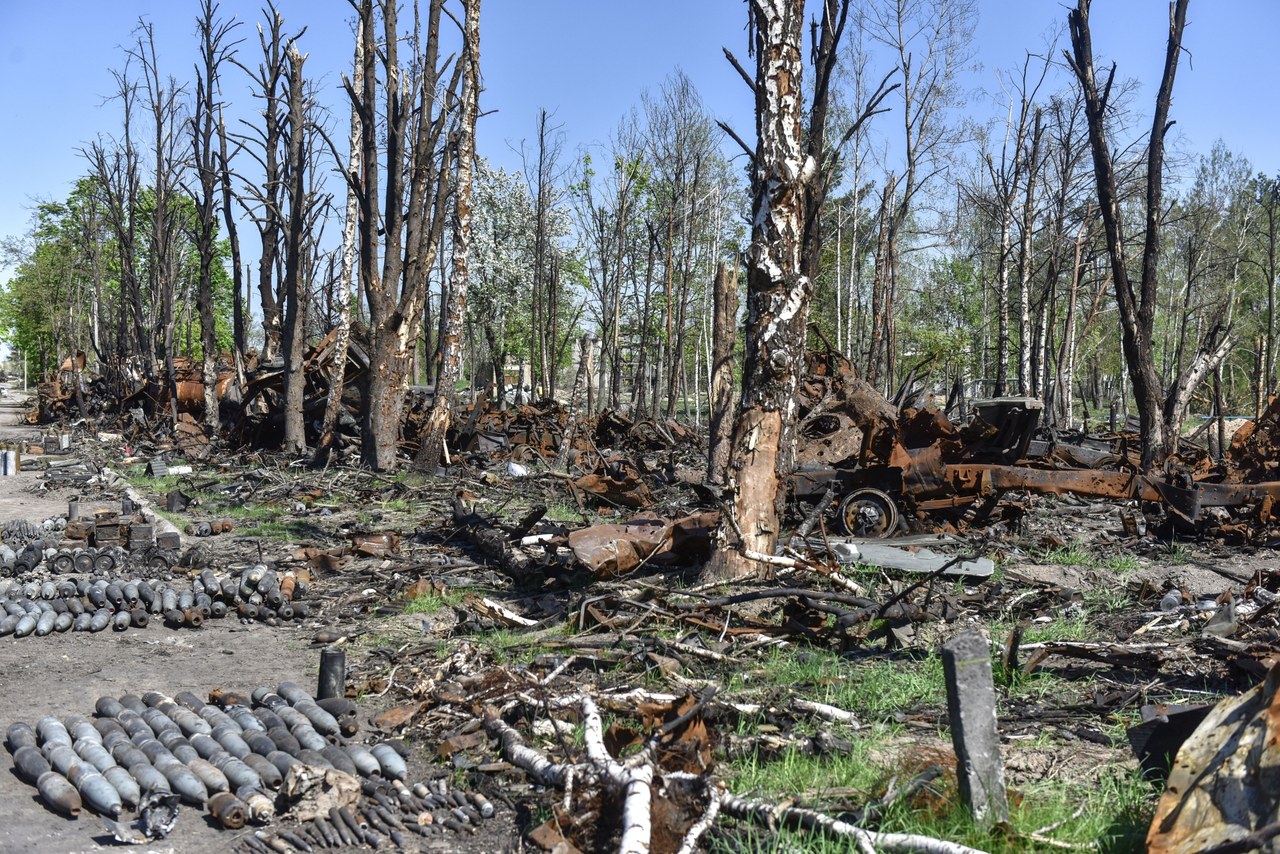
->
[1,0,1277,273]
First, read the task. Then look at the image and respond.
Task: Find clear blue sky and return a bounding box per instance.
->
[1,0,1277,272]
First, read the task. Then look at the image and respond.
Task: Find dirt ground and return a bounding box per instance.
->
[0,387,317,854]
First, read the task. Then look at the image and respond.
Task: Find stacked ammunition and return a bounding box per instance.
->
[0,563,312,638]
[6,681,499,850]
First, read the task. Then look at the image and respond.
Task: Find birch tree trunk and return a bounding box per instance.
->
[414,0,480,474]
[703,0,811,582]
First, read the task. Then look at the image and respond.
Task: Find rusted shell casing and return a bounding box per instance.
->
[182,608,204,628]
[208,791,248,829]
[37,770,82,817]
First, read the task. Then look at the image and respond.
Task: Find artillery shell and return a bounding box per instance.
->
[71,613,92,631]
[236,785,275,822]
[240,752,282,789]
[319,745,358,777]
[103,764,141,809]
[37,770,82,817]
[127,761,171,795]
[276,829,313,853]
[187,757,230,793]
[37,716,72,748]
[163,609,186,628]
[130,608,149,628]
[190,732,221,760]
[330,806,360,846]
[105,584,125,609]
[67,762,123,817]
[370,743,407,780]
[182,608,204,628]
[122,582,139,606]
[110,742,150,771]
[266,728,300,756]
[208,791,248,828]
[7,721,37,753]
[209,752,261,790]
[156,759,208,804]
[0,614,18,636]
[88,608,111,632]
[161,588,179,612]
[253,708,286,731]
[244,731,276,756]
[137,739,172,765]
[290,724,328,753]
[53,611,74,632]
[344,744,381,777]
[111,610,130,631]
[87,586,108,609]
[178,589,195,611]
[94,695,124,719]
[312,815,341,847]
[169,706,212,737]
[296,749,333,770]
[136,581,155,606]
[266,750,300,778]
[74,739,117,773]
[34,609,57,635]
[143,708,179,737]
[225,706,264,732]
[65,596,84,616]
[198,705,239,733]
[119,695,147,715]
[212,724,251,758]
[194,592,212,615]
[294,701,341,737]
[13,745,51,782]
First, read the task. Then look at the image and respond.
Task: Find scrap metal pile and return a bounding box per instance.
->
[4,679,493,852]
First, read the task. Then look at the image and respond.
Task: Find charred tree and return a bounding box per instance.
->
[313,33,363,467]
[344,0,457,470]
[190,0,239,433]
[1067,0,1230,467]
[707,260,739,484]
[280,44,310,455]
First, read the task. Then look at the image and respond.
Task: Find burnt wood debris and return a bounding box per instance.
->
[11,0,1280,852]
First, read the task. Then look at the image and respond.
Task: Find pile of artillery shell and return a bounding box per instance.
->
[7,681,497,848]
[0,563,312,638]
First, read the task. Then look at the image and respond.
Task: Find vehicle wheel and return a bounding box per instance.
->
[836,488,900,537]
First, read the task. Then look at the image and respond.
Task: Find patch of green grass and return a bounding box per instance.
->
[403,588,467,614]
[1040,544,1096,567]
[1084,585,1133,613]
[715,753,1154,854]
[1166,540,1192,565]
[545,500,583,523]
[731,648,946,719]
[1103,554,1140,574]
[1022,614,1093,644]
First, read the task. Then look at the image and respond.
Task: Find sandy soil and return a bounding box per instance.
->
[0,386,318,854]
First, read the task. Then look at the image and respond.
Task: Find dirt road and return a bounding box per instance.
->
[0,387,318,854]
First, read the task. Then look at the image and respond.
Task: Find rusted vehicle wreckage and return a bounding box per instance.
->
[789,351,1280,540]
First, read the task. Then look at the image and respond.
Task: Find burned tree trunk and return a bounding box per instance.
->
[1067,0,1201,468]
[707,260,738,484]
[702,0,811,582]
[348,0,455,470]
[280,45,309,455]
[313,35,363,468]
[414,0,481,475]
[191,0,235,434]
